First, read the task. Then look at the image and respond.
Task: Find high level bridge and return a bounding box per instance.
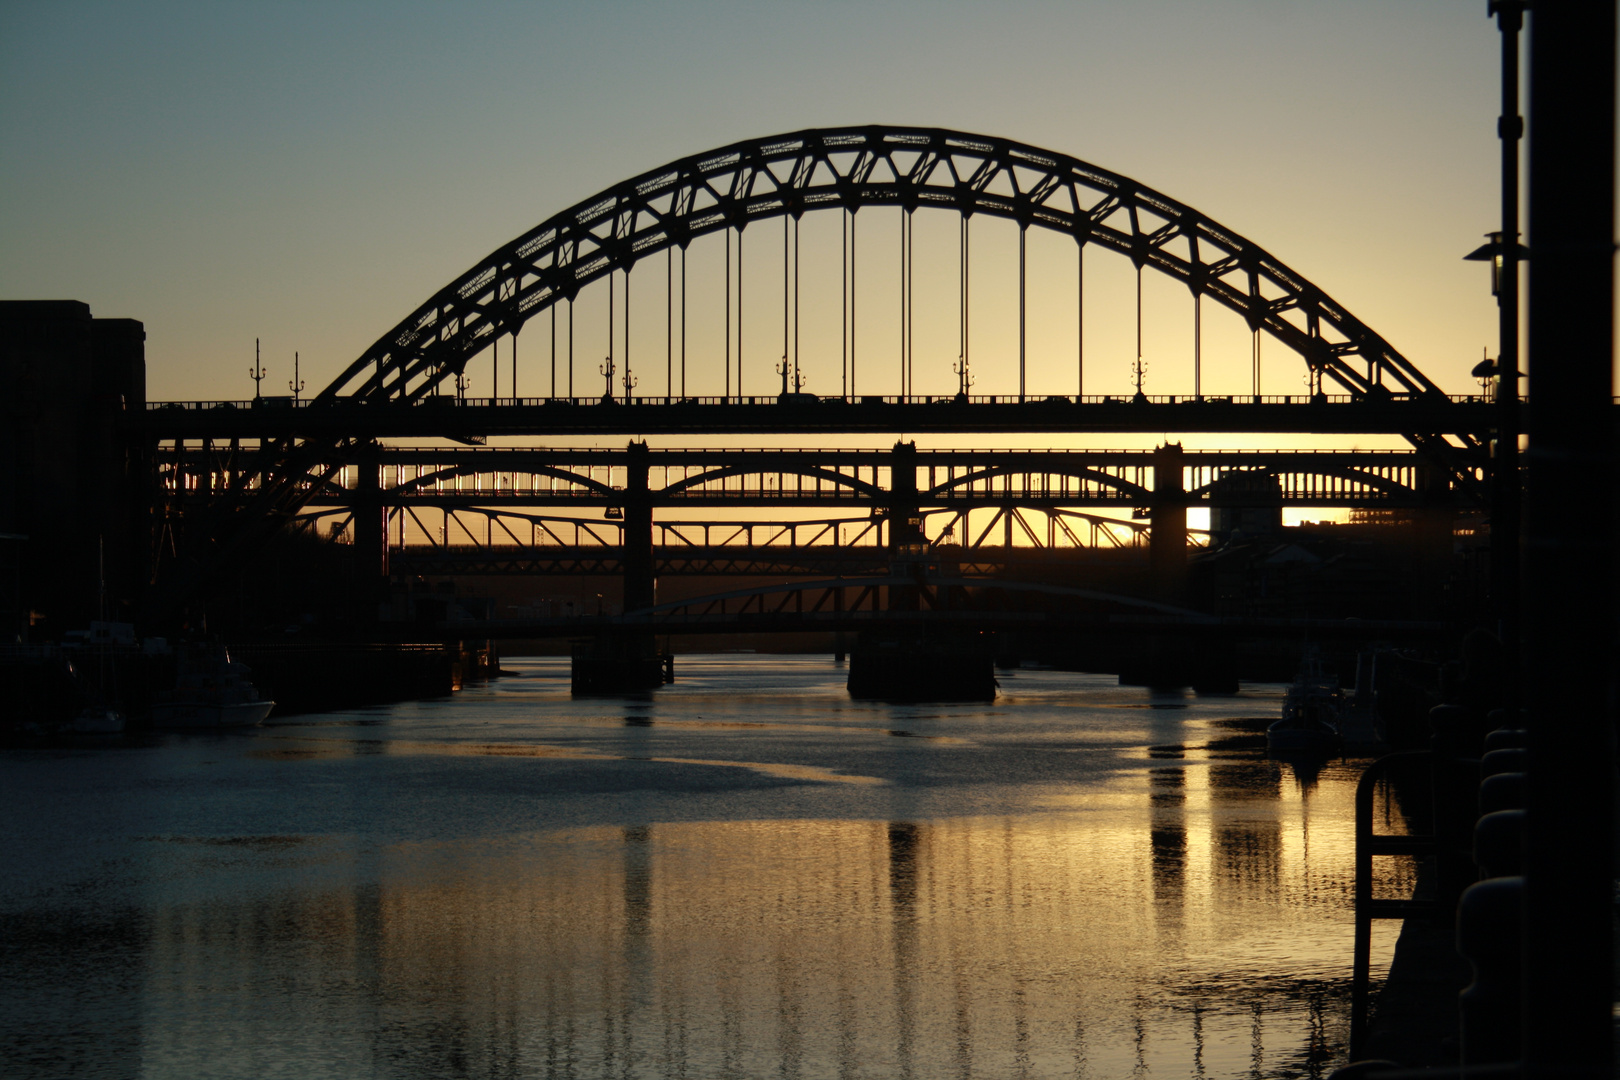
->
[138,125,1510,631]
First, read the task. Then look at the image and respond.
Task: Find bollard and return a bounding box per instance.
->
[1477,771,1524,816]
[1479,747,1526,780]
[1456,875,1523,1066]
[1473,809,1525,879]
[1483,727,1527,753]
[1428,704,1483,912]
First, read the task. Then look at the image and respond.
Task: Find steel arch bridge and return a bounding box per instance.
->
[147,125,1498,621]
[320,124,1447,407]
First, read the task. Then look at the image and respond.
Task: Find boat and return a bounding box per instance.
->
[67,706,125,736]
[152,644,275,728]
[1267,649,1343,752]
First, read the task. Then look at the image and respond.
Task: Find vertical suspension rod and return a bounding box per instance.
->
[1077,240,1085,397]
[667,246,673,398]
[681,244,687,398]
[1194,292,1202,399]
[725,229,731,398]
[793,214,800,391]
[1019,224,1027,400]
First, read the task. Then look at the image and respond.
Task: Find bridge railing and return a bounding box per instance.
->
[145,391,1514,412]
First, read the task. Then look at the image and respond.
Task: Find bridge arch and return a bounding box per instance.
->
[385,464,617,499]
[925,465,1150,502]
[1189,465,1418,501]
[318,125,1445,406]
[659,464,884,500]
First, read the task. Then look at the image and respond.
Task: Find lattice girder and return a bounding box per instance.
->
[318,126,1447,406]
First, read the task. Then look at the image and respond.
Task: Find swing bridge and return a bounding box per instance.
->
[141,125,1508,632]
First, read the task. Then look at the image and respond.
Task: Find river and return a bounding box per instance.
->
[0,654,1412,1079]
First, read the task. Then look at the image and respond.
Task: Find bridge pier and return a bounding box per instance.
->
[844,441,998,701]
[886,441,923,611]
[1149,443,1187,603]
[622,441,656,613]
[570,441,668,694]
[351,442,389,622]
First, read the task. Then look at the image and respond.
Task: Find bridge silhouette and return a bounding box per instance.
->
[140,125,1510,681]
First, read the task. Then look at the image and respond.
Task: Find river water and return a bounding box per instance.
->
[1,655,1412,1079]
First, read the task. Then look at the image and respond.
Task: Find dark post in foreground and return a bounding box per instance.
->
[1523,1,1615,1074]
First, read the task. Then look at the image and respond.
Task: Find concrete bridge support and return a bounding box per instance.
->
[1149,443,1187,604]
[847,441,997,701]
[351,442,389,621]
[570,441,669,694]
[621,441,656,614]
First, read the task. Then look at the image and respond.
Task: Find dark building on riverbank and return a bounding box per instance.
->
[0,301,147,641]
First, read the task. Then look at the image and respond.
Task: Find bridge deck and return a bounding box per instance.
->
[137,395,1507,438]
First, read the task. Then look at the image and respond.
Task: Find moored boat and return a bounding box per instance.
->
[1268,649,1343,752]
[152,644,275,729]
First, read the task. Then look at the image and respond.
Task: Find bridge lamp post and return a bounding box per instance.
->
[248,337,267,401]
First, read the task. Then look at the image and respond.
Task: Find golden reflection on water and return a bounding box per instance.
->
[131,769,1412,1079]
[6,661,1426,1079]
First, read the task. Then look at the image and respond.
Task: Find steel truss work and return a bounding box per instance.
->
[319,125,1451,407]
[157,441,1468,582]
[141,126,1503,617]
[162,444,1465,511]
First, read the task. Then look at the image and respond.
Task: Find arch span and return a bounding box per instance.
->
[318,125,1446,406]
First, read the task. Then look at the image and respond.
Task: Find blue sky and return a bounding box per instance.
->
[1,1,1510,404]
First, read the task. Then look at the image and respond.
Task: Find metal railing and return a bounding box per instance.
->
[146,391,1515,412]
[1349,749,1439,1061]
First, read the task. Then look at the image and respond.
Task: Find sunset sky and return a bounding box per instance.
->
[2,2,1511,408]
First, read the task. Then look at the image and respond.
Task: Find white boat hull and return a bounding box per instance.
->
[152,699,275,729]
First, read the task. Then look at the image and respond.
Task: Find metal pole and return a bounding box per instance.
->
[1019,223,1026,400]
[681,245,687,398]
[1077,241,1084,397]
[1194,293,1202,399]
[667,246,673,399]
[1522,1,1615,1073]
[784,213,790,393]
[963,216,969,379]
[725,230,731,399]
[794,215,800,392]
[1492,0,1524,690]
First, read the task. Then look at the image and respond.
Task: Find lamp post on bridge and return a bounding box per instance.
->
[248,338,267,401]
